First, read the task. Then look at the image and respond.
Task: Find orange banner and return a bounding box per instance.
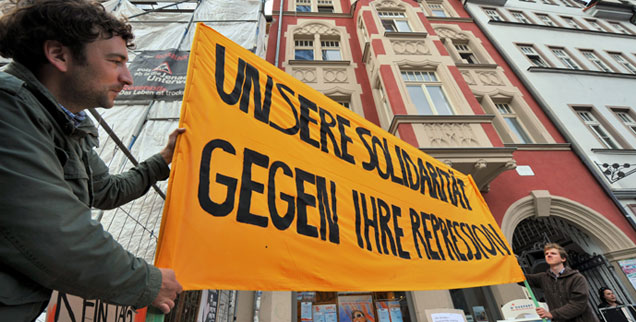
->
[155,23,524,291]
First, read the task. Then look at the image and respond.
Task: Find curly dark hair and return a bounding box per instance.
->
[0,0,134,71]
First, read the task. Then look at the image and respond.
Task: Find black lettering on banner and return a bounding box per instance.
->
[437,168,456,206]
[356,126,377,172]
[316,176,340,244]
[403,150,420,191]
[336,115,356,165]
[295,168,319,238]
[371,136,390,180]
[361,192,381,252]
[268,161,295,230]
[199,139,237,217]
[353,190,365,248]
[215,44,244,105]
[271,83,300,135]
[237,148,270,227]
[392,205,411,259]
[431,165,447,202]
[419,160,438,199]
[438,218,457,261]
[471,225,496,257]
[446,219,467,262]
[421,212,440,260]
[298,95,320,148]
[318,107,342,158]
[394,146,409,188]
[428,214,445,260]
[409,208,428,259]
[450,171,467,209]
[457,179,472,210]
[376,197,397,256]
[482,224,511,256]
[452,221,473,261]
[461,222,483,260]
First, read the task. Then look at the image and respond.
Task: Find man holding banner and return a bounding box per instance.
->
[0,0,182,320]
[526,243,599,322]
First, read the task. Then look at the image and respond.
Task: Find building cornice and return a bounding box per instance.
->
[288,60,351,66]
[504,143,572,150]
[383,31,429,39]
[488,20,636,39]
[426,16,475,23]
[273,11,353,18]
[527,66,636,79]
[590,148,636,155]
[455,63,499,69]
[388,114,495,134]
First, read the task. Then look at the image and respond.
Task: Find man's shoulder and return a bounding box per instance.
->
[0,70,25,95]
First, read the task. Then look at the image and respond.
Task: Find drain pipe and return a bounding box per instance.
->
[274,0,285,68]
[464,4,636,232]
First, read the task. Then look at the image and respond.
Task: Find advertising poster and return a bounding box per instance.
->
[314,304,338,322]
[338,295,374,322]
[431,313,465,322]
[301,302,313,321]
[375,301,403,322]
[118,50,189,101]
[198,289,219,322]
[155,23,525,292]
[619,259,636,290]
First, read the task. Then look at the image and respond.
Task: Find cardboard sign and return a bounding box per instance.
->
[155,23,524,291]
[45,292,146,322]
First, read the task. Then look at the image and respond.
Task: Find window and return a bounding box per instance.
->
[550,48,581,70]
[585,19,607,32]
[455,43,479,64]
[295,40,314,60]
[428,3,448,17]
[561,16,583,29]
[536,14,557,26]
[483,8,504,21]
[402,70,454,115]
[496,103,532,143]
[317,0,334,13]
[510,11,532,24]
[609,22,632,34]
[609,52,636,74]
[296,0,311,12]
[558,0,580,7]
[576,109,620,148]
[518,45,549,67]
[378,11,412,32]
[614,109,636,135]
[321,40,342,60]
[580,50,612,72]
[294,292,413,322]
[541,0,556,4]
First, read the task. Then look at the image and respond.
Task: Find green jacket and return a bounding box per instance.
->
[0,62,166,310]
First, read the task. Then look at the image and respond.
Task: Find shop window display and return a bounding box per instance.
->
[296,292,412,322]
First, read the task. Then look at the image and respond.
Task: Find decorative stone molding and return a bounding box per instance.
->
[476,71,504,86]
[291,67,317,83]
[323,68,348,83]
[501,193,635,252]
[294,23,339,36]
[374,0,406,11]
[422,123,480,147]
[433,27,469,40]
[461,71,476,85]
[391,40,429,55]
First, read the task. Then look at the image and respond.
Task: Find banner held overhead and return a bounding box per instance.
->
[156,23,525,291]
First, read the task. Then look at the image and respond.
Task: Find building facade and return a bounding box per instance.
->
[251,0,636,321]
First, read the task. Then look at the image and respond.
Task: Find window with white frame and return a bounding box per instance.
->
[296,0,311,12]
[328,96,351,109]
[613,109,636,135]
[585,19,607,32]
[518,45,549,67]
[454,43,479,64]
[483,8,504,21]
[378,11,412,32]
[536,14,557,26]
[576,109,620,149]
[609,22,632,34]
[609,52,636,74]
[581,50,612,72]
[561,16,582,29]
[428,3,448,17]
[401,70,454,115]
[496,103,533,143]
[321,40,342,60]
[550,48,581,70]
[295,40,314,60]
[317,0,334,13]
[541,0,556,5]
[511,11,531,24]
[558,0,579,7]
